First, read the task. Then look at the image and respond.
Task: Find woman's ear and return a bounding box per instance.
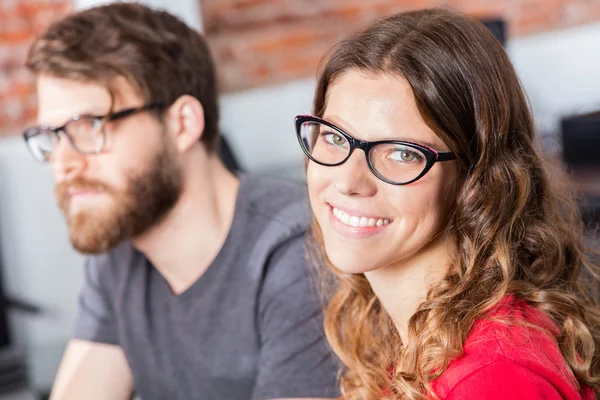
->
[164,95,206,153]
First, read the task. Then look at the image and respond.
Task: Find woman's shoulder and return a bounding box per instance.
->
[432,296,595,400]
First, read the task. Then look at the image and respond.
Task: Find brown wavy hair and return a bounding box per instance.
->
[309,8,600,399]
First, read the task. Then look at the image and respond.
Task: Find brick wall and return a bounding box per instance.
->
[0,0,71,137]
[203,0,600,92]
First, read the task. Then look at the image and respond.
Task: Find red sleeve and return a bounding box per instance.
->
[444,358,563,400]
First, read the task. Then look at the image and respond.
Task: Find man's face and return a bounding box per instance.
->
[37,75,182,254]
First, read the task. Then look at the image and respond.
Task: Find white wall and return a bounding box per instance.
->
[1,2,599,389]
[220,78,315,180]
[0,136,84,389]
[509,22,600,153]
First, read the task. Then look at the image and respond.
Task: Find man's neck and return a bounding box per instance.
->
[364,235,451,344]
[133,151,240,295]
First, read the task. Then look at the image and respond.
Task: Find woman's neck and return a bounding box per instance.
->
[364,234,452,344]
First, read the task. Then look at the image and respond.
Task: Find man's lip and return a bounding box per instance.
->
[68,189,101,197]
[327,202,392,221]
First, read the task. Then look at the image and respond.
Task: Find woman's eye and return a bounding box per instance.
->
[323,132,347,147]
[389,147,420,162]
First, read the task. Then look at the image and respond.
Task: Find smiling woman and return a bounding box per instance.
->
[298,7,600,400]
[305,71,459,277]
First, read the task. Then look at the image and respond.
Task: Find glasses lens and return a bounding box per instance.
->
[299,120,350,165]
[370,143,428,184]
[25,128,57,162]
[66,117,105,153]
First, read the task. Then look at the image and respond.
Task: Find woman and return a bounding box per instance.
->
[295,8,600,400]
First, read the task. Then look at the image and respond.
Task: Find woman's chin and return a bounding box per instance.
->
[325,246,380,275]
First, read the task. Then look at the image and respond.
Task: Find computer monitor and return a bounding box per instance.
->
[481,18,507,47]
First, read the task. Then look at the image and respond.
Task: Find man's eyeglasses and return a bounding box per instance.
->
[23,103,163,163]
[295,115,456,185]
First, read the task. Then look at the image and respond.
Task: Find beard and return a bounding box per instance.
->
[55,143,183,254]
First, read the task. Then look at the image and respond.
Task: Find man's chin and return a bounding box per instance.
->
[66,214,127,255]
[68,228,123,254]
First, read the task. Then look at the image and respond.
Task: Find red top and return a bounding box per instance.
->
[430,296,596,399]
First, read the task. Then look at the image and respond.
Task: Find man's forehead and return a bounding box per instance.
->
[36,75,140,126]
[36,76,110,124]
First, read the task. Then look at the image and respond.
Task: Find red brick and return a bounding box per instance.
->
[249,30,324,54]
[0,30,32,43]
[7,81,32,97]
[203,0,600,92]
[447,0,508,19]
[0,0,71,136]
[23,106,38,124]
[511,0,562,36]
[278,52,325,78]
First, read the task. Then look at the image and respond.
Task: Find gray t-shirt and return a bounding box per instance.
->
[73,174,340,400]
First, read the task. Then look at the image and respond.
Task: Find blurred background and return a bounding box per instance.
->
[0,0,599,398]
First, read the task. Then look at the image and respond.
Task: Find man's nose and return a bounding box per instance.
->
[51,134,87,182]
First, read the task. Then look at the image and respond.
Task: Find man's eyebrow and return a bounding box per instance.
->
[39,108,109,127]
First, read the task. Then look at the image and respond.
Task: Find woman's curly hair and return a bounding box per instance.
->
[310,8,600,399]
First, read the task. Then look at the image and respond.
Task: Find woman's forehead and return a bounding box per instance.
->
[323,71,446,149]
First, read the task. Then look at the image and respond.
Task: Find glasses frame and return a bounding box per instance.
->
[295,115,457,185]
[23,102,163,162]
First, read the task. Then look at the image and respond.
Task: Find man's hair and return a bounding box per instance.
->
[26,2,220,151]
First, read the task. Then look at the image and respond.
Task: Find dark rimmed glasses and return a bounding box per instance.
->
[295,115,457,185]
[23,103,163,163]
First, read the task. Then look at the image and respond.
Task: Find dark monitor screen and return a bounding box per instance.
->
[481,18,507,47]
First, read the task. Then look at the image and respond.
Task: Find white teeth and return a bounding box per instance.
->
[333,208,341,218]
[341,213,350,225]
[332,207,390,228]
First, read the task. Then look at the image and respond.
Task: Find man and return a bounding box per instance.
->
[23,3,339,400]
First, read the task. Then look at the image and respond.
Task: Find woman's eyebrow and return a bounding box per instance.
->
[388,137,440,149]
[322,115,445,150]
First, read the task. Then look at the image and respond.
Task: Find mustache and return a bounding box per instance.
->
[55,178,115,203]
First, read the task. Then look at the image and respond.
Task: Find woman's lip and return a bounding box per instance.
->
[327,202,392,221]
[327,205,391,238]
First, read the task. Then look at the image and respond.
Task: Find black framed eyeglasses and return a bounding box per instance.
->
[295,115,457,185]
[23,102,163,163]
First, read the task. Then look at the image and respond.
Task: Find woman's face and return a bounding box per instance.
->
[307,70,458,274]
